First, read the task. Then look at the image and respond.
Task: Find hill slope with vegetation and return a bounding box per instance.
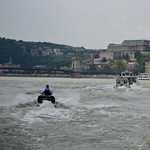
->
[0,37,91,68]
[1,37,150,74]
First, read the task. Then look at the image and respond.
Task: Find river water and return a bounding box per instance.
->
[0,77,150,150]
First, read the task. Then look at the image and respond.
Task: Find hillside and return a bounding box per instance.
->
[2,37,148,75]
[0,37,96,68]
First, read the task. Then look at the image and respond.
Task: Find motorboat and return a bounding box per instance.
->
[138,73,150,80]
[114,71,140,88]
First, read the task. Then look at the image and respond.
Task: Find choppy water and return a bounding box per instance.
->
[0,77,150,150]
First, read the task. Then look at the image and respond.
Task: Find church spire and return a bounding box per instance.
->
[9,56,12,64]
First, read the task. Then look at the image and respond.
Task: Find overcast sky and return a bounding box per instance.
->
[0,0,150,49]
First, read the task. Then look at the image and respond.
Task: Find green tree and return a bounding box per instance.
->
[113,59,126,72]
[134,50,143,62]
[131,68,139,75]
[146,54,150,62]
[134,50,146,73]
[102,64,112,71]
[125,53,129,61]
[89,64,96,71]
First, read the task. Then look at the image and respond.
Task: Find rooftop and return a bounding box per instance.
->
[124,39,150,42]
[127,62,138,64]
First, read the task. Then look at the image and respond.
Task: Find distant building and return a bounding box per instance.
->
[38,47,43,51]
[56,52,63,55]
[121,52,136,61]
[38,47,53,56]
[47,49,53,53]
[31,48,38,55]
[72,47,85,52]
[80,64,90,70]
[60,66,71,70]
[75,48,85,52]
[71,57,80,71]
[0,64,2,73]
[94,58,101,63]
[107,39,150,60]
[93,62,107,69]
[53,49,63,55]
[42,51,50,56]
[99,52,114,61]
[122,61,128,65]
[0,57,20,73]
[33,65,47,69]
[43,47,53,53]
[94,53,114,64]
[54,49,60,54]
[108,39,150,52]
[126,62,139,70]
[145,61,150,73]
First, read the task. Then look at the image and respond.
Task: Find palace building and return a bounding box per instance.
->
[108,39,150,52]
[107,39,150,59]
[97,39,150,61]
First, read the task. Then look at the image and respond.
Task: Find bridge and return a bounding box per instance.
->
[0,67,119,76]
[0,67,73,73]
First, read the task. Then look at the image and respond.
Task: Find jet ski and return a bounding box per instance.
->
[37,91,56,107]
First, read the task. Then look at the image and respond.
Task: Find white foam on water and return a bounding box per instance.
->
[39,101,54,108]
[1,78,150,149]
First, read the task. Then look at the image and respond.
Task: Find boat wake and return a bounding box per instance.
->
[39,100,54,108]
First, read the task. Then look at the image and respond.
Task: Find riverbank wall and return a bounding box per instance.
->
[0,73,117,79]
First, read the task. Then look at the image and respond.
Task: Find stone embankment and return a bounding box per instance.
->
[0,74,117,78]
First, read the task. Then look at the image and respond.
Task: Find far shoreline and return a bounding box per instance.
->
[0,76,116,83]
[0,76,149,84]
[0,73,116,79]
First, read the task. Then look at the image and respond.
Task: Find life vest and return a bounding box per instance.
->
[44,88,51,95]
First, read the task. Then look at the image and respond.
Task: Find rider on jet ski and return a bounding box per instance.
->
[41,85,52,96]
[37,84,55,104]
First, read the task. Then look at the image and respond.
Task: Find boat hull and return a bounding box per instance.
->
[114,76,139,88]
